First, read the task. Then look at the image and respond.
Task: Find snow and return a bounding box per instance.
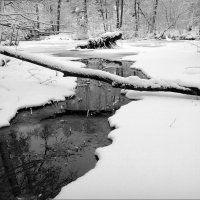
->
[44,33,73,41]
[121,40,200,84]
[1,40,200,199]
[55,40,200,199]
[2,46,197,94]
[0,53,83,128]
[101,31,122,38]
[56,92,200,199]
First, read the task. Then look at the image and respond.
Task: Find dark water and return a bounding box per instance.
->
[0,58,148,200]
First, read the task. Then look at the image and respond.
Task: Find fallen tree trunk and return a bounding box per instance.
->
[0,46,200,96]
[76,31,122,49]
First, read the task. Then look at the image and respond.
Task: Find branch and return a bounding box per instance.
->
[0,22,71,34]
[0,47,199,96]
[0,12,37,16]
[159,8,190,38]
[137,3,152,27]
[0,13,64,27]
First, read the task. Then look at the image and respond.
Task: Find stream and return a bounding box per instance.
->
[0,57,148,200]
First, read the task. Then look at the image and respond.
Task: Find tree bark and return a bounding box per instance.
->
[0,0,4,13]
[134,0,139,37]
[0,0,4,44]
[116,0,123,29]
[116,0,120,29]
[0,47,200,97]
[57,0,62,32]
[150,0,159,34]
[95,0,107,32]
[105,0,108,30]
[49,5,55,32]
[83,0,88,35]
[116,0,119,29]
[119,0,124,28]
[36,3,40,30]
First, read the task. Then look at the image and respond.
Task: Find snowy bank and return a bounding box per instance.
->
[122,40,200,83]
[55,40,200,199]
[0,55,83,128]
[56,92,200,199]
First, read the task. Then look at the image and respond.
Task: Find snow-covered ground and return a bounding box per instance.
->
[55,40,200,199]
[1,39,200,199]
[122,40,200,83]
[0,54,84,128]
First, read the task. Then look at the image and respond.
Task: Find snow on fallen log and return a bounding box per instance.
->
[0,46,200,96]
[76,31,122,49]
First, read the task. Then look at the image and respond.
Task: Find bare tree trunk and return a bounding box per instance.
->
[36,3,40,30]
[57,0,62,32]
[0,47,200,97]
[150,0,159,34]
[49,5,55,32]
[0,26,3,44]
[96,0,109,32]
[83,0,88,35]
[137,0,140,28]
[98,0,106,32]
[0,0,4,13]
[0,0,4,44]
[119,0,124,28]
[9,28,14,45]
[105,0,108,31]
[134,0,139,37]
[116,0,120,29]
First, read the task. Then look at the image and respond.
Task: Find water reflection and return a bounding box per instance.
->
[58,58,149,113]
[0,115,111,200]
[0,58,149,200]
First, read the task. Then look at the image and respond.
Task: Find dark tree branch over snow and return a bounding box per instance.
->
[0,46,200,96]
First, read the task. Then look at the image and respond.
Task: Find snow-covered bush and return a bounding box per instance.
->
[76,31,122,49]
[1,40,18,46]
[0,56,10,67]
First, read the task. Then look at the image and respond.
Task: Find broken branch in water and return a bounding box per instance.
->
[0,46,200,96]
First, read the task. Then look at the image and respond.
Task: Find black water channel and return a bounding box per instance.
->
[0,58,148,200]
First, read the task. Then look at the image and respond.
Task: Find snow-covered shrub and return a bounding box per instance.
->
[76,31,122,49]
[167,29,199,41]
[1,40,18,46]
[0,56,10,67]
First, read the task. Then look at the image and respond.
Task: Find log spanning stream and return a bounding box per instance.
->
[0,58,148,200]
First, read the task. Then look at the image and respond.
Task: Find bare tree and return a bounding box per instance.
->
[35,3,39,30]
[83,0,88,34]
[56,0,62,32]
[116,0,120,29]
[134,0,139,37]
[95,0,108,32]
[0,0,4,43]
[150,0,159,34]
[116,0,124,29]
[119,0,124,28]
